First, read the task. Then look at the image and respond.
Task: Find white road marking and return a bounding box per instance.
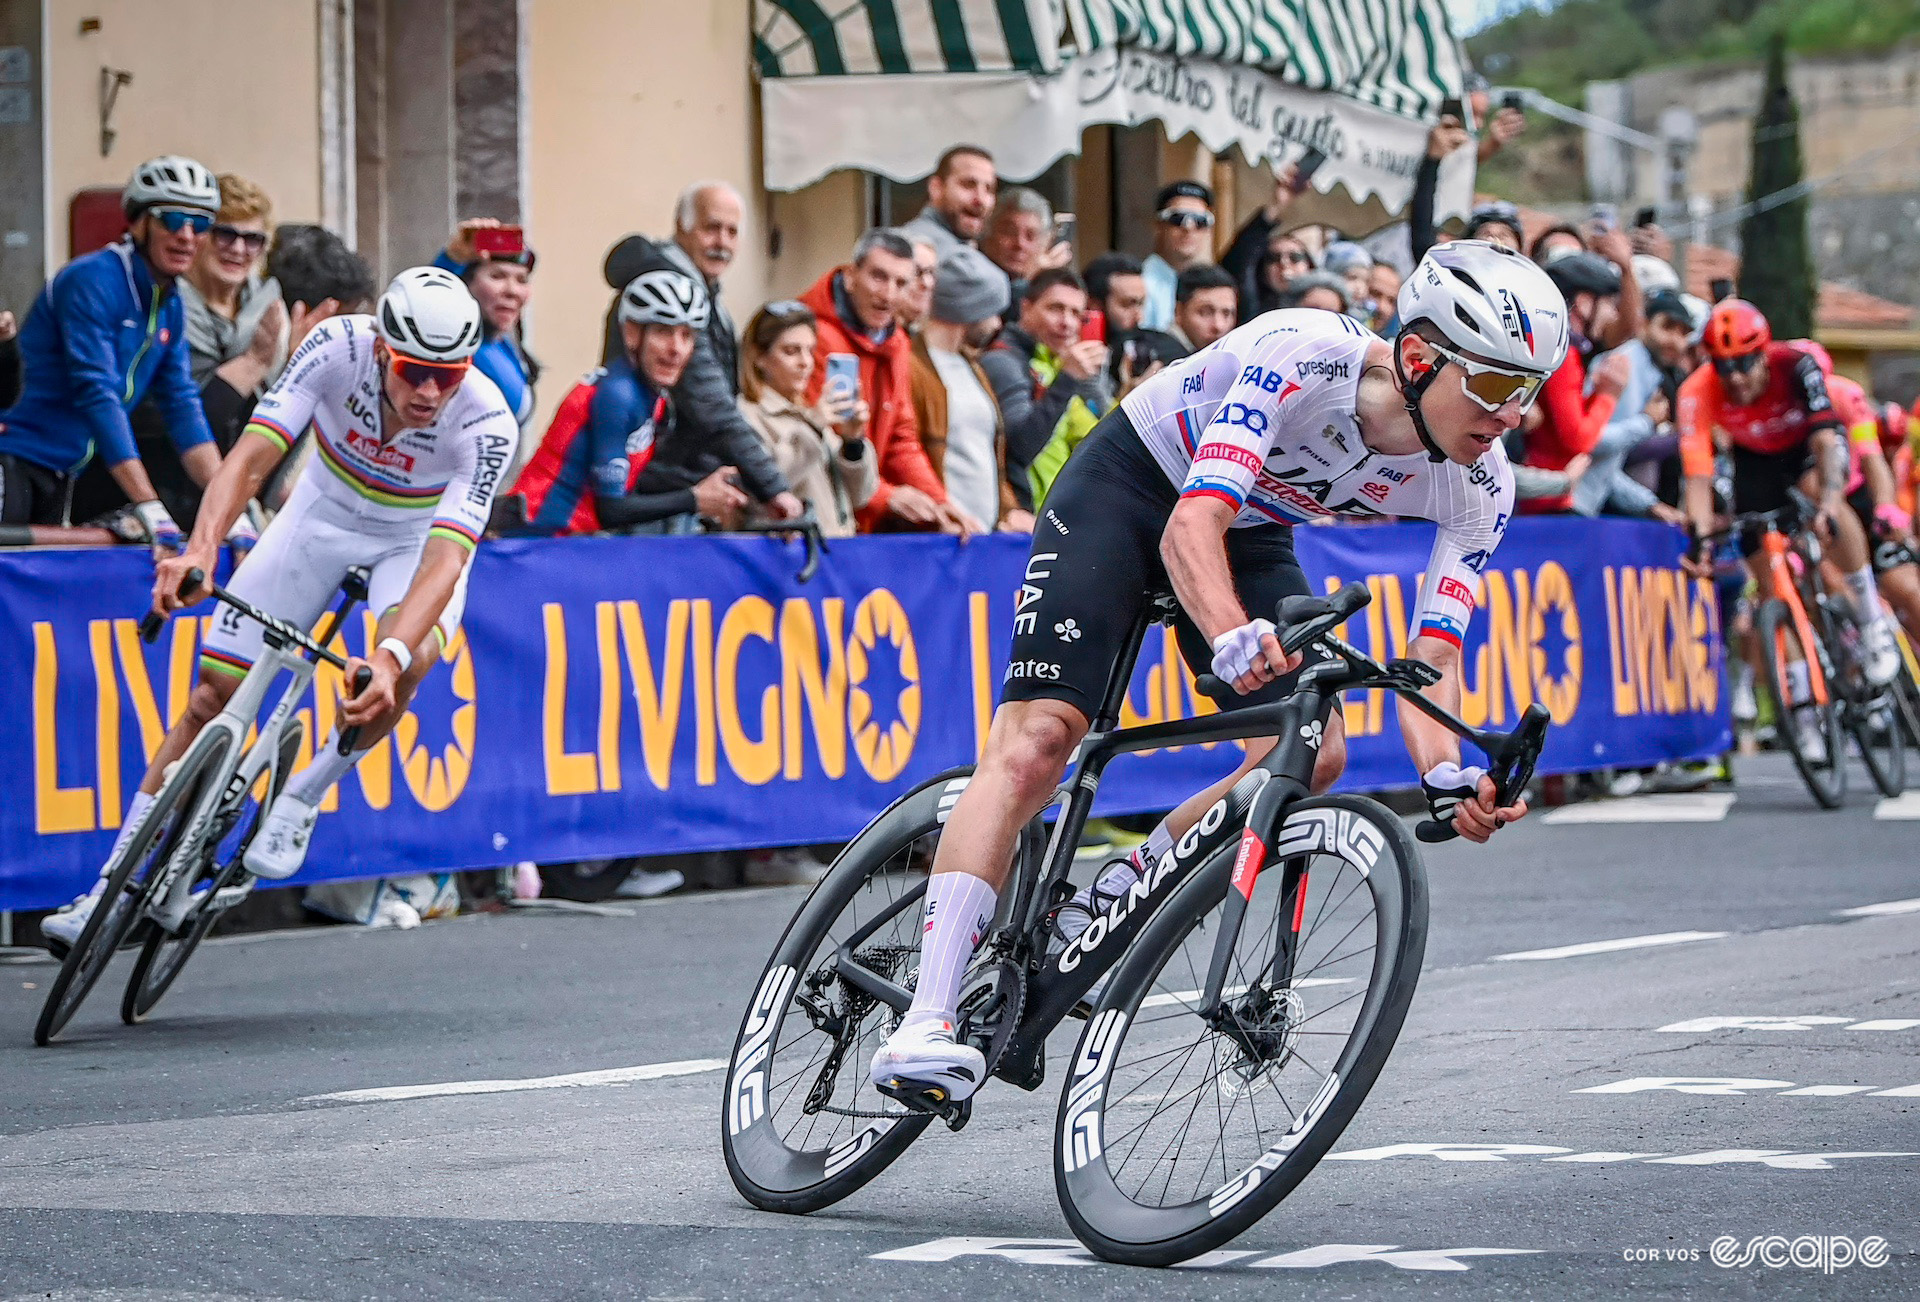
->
[1540,793,1734,824]
[1849,1019,1920,1031]
[1138,978,1353,1010]
[1656,1016,1850,1032]
[1781,1085,1877,1096]
[1492,931,1727,962]
[1873,792,1920,819]
[1326,1144,1918,1170]
[1575,1077,1793,1095]
[1871,1084,1920,1097]
[870,1237,1537,1272]
[301,1057,726,1104]
[1836,897,1920,917]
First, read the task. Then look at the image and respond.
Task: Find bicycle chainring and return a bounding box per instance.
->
[956,957,1026,1078]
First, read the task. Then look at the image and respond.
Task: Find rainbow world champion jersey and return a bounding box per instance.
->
[1120,309,1515,647]
[244,315,520,555]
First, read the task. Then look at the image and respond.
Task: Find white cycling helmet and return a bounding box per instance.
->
[1397,239,1570,376]
[375,266,483,362]
[123,155,219,217]
[618,267,710,330]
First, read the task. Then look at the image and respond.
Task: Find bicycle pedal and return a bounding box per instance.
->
[875,1078,972,1127]
[211,882,253,910]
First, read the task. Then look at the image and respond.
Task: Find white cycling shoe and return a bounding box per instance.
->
[1791,705,1830,766]
[871,1012,986,1107]
[1862,620,1903,687]
[41,879,113,952]
[243,794,321,880]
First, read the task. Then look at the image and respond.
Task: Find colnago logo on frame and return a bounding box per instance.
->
[1709,1236,1890,1273]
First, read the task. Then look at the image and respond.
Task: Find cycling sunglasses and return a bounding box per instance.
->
[1712,351,1765,379]
[211,224,269,253]
[149,208,214,236]
[1427,341,1548,412]
[1157,208,1216,230]
[389,354,470,389]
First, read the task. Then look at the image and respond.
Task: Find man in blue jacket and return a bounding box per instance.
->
[0,155,221,550]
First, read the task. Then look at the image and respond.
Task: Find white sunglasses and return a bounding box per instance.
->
[1426,341,1548,413]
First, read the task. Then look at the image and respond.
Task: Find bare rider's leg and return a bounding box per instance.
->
[1876,562,1920,648]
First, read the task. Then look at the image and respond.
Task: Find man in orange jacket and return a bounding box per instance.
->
[799,228,971,534]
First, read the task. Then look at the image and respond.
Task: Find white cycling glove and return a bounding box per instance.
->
[133,500,183,555]
[1210,619,1279,686]
[1421,761,1489,826]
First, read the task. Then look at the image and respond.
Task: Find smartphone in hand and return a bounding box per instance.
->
[474,225,525,257]
[1081,307,1106,343]
[1052,213,1076,249]
[824,353,860,402]
[1292,146,1327,192]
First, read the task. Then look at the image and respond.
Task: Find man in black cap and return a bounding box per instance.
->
[1141,179,1215,331]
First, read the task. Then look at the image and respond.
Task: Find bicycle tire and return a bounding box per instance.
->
[1054,794,1427,1266]
[34,728,232,1045]
[722,768,979,1215]
[122,717,305,1024]
[1826,606,1906,797]
[1756,598,1846,809]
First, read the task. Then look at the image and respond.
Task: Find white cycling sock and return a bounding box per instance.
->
[99,790,156,878]
[907,872,998,1020]
[287,732,360,806]
[1785,659,1813,707]
[1845,566,1887,628]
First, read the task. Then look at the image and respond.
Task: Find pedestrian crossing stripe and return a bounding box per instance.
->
[1540,793,1735,824]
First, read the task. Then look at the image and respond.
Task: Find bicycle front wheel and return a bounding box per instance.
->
[721,770,977,1214]
[1829,606,1907,797]
[35,727,231,1045]
[1055,794,1427,1266]
[1757,598,1846,808]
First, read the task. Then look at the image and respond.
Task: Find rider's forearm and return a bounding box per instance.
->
[1816,430,1848,503]
[1401,634,1465,775]
[1862,445,1897,508]
[1683,475,1714,536]
[184,433,279,557]
[1161,497,1250,642]
[376,537,466,665]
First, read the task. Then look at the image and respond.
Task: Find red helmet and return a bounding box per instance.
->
[1790,338,1833,375]
[1704,298,1771,360]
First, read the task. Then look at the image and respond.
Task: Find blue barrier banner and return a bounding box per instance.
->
[0,518,1727,910]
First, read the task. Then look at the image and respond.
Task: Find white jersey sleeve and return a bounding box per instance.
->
[245,316,367,454]
[1404,446,1514,648]
[429,403,520,552]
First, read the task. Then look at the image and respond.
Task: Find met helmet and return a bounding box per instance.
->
[376,267,483,362]
[123,155,219,218]
[1398,239,1571,376]
[1704,299,1771,360]
[618,268,710,330]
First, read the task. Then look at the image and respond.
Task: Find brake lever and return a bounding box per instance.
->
[1414,702,1550,844]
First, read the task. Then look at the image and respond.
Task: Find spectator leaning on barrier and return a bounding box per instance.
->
[899,144,997,261]
[1165,264,1238,356]
[1523,251,1629,514]
[599,183,800,526]
[800,227,964,534]
[0,155,218,544]
[1572,288,1693,524]
[436,218,541,438]
[513,267,748,536]
[982,267,1109,501]
[909,247,1018,535]
[1142,180,1215,330]
[737,299,875,537]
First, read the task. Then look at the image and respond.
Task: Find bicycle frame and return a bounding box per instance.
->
[1756,524,1832,707]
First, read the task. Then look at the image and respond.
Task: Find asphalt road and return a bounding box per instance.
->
[1,752,1916,1299]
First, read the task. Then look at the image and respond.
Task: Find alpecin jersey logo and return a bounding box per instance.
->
[343,428,416,472]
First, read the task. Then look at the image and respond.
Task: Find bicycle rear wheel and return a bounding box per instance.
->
[34,728,230,1045]
[123,718,304,1024]
[1054,794,1427,1266]
[722,770,976,1214]
[1756,598,1846,808]
[1827,607,1907,797]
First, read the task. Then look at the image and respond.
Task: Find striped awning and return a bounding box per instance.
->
[1063,0,1466,119]
[754,0,1062,77]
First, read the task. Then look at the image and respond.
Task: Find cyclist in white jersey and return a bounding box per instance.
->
[872,241,1572,1101]
[44,267,517,949]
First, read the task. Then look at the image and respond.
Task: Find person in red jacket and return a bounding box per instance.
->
[798,229,971,535]
[1522,252,1635,513]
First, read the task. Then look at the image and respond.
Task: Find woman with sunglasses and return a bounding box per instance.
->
[0,155,220,545]
[180,174,287,399]
[873,240,1571,1102]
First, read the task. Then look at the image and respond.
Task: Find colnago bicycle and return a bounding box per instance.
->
[34,567,373,1045]
[722,581,1549,1265]
[1708,493,1916,807]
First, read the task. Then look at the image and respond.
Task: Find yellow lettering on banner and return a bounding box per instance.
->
[1655,570,1690,713]
[618,599,689,791]
[394,630,475,813]
[1487,570,1535,725]
[1360,575,1410,736]
[1688,577,1721,712]
[313,647,341,812]
[540,602,597,797]
[112,619,167,761]
[1456,573,1489,730]
[848,589,919,782]
[692,599,718,787]
[718,596,780,786]
[88,620,121,828]
[32,623,94,834]
[595,601,622,792]
[1603,567,1635,716]
[1531,561,1582,722]
[352,614,392,810]
[780,598,846,780]
[968,592,992,761]
[168,618,199,724]
[1321,575,1369,736]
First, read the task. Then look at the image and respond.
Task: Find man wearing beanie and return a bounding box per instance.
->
[909,248,1017,533]
[1142,179,1216,330]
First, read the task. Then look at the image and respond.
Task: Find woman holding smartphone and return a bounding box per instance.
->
[436,217,541,449]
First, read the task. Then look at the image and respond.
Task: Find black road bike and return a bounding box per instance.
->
[34,568,372,1044]
[721,582,1548,1265]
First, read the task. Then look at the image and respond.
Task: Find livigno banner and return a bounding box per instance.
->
[1,519,1725,909]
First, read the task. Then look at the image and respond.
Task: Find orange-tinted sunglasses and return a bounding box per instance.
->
[389,355,471,389]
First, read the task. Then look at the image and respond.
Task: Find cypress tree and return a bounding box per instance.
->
[1737,32,1816,336]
